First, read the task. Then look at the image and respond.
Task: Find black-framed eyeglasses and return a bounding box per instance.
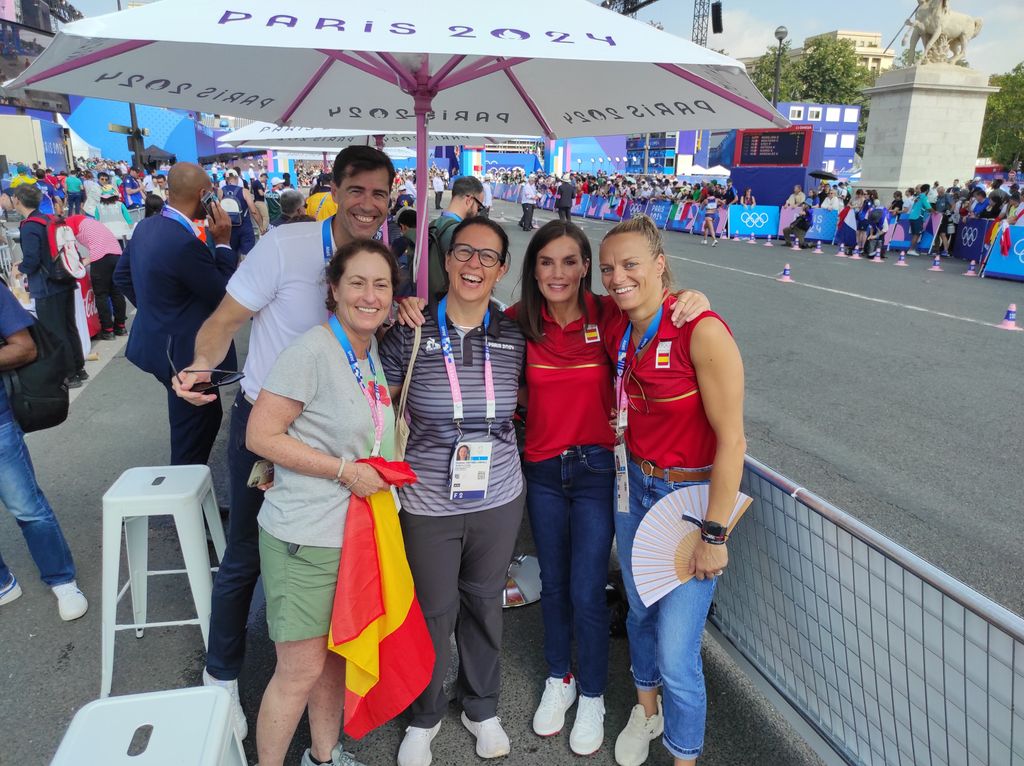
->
[166,338,244,393]
[470,195,486,212]
[449,243,503,268]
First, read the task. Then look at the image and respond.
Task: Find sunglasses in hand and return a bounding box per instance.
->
[166,338,244,393]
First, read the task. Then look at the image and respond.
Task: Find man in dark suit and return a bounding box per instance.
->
[556,174,576,222]
[114,163,236,465]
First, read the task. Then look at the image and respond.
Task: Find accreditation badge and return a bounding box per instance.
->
[450,440,493,501]
[584,324,601,344]
[614,440,630,514]
[655,341,672,369]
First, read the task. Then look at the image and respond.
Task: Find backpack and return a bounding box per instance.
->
[21,214,87,283]
[425,216,460,300]
[0,321,70,432]
[220,185,246,227]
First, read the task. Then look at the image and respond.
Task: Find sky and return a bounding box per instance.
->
[69,0,1021,75]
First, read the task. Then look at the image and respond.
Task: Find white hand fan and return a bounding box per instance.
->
[631,485,752,607]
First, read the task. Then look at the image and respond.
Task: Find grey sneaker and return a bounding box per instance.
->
[614,696,663,766]
[0,573,22,606]
[300,743,366,766]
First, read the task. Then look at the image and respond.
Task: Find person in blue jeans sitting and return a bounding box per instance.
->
[0,281,88,621]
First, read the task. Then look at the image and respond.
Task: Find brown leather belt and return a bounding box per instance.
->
[630,455,712,483]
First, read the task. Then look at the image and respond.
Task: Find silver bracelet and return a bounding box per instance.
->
[336,457,347,482]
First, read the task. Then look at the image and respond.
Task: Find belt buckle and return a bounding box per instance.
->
[639,459,656,478]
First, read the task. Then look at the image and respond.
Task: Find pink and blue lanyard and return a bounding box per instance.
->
[437,296,496,435]
[328,314,385,457]
[614,305,663,433]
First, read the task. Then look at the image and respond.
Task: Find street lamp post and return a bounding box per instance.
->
[772,25,788,108]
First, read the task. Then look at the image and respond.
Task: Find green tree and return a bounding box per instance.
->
[981,63,1024,167]
[747,41,802,104]
[795,37,874,105]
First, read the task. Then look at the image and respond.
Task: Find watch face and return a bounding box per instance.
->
[702,521,727,535]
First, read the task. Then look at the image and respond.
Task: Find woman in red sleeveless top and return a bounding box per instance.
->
[597,215,745,766]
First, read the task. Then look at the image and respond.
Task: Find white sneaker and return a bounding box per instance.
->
[711,239,718,247]
[907,249,920,256]
[52,581,88,621]
[701,238,708,245]
[570,694,605,756]
[461,712,511,758]
[532,674,577,736]
[0,573,22,606]
[203,669,248,741]
[397,721,441,766]
[614,697,663,766]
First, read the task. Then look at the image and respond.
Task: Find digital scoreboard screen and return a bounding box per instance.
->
[737,129,809,166]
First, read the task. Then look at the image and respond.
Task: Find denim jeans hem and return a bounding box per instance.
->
[631,671,662,691]
[663,732,703,759]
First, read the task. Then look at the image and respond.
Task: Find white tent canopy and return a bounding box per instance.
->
[218,123,534,150]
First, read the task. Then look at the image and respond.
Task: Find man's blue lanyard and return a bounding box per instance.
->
[614,304,663,435]
[437,296,495,429]
[162,206,198,237]
[321,216,334,263]
[328,314,384,457]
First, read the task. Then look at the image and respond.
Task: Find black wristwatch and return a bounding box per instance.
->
[701,520,728,544]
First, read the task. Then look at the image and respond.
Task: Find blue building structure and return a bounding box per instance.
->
[776,101,860,176]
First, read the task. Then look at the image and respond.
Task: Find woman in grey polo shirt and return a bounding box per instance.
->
[246,239,398,766]
[380,217,527,766]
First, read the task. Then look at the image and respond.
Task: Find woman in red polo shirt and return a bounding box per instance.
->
[598,215,744,766]
[396,221,708,757]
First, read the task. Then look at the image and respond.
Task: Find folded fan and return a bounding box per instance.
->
[631,485,752,607]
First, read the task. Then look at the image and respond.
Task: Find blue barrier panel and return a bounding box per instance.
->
[586,195,607,219]
[571,194,589,217]
[982,225,1024,281]
[494,183,507,200]
[886,213,939,251]
[646,200,672,229]
[603,195,623,222]
[806,209,838,242]
[539,193,556,211]
[666,201,700,232]
[953,218,988,261]
[729,205,779,239]
[621,199,650,222]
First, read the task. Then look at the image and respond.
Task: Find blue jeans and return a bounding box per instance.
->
[615,460,716,760]
[66,192,83,216]
[205,391,264,680]
[0,407,76,586]
[525,445,615,697]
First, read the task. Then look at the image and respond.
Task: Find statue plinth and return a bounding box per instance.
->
[859,65,998,197]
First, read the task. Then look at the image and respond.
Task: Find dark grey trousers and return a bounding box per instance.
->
[400,494,525,727]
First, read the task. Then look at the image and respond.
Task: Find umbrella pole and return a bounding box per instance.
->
[414,95,431,301]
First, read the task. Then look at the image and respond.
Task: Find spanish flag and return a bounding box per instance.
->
[328,458,434,739]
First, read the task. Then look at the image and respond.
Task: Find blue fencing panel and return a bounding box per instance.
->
[603,195,623,222]
[729,205,780,239]
[952,219,988,262]
[646,200,672,229]
[806,209,838,242]
[586,195,607,219]
[982,225,1024,281]
[621,199,650,222]
[571,194,589,217]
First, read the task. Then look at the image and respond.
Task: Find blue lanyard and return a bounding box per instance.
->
[437,296,495,427]
[162,206,197,237]
[321,216,334,262]
[328,315,385,457]
[615,304,663,434]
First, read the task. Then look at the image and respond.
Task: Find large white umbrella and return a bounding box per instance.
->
[219,122,533,151]
[8,0,784,297]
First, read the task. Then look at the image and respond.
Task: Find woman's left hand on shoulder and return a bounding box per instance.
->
[670,289,711,326]
[690,539,728,580]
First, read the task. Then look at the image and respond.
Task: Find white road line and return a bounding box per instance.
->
[667,254,1006,330]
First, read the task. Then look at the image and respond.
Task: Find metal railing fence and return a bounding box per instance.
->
[711,456,1024,766]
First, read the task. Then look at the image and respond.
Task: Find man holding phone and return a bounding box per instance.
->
[114,162,238,466]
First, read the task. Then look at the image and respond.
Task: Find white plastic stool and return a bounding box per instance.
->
[52,686,245,766]
[101,465,227,697]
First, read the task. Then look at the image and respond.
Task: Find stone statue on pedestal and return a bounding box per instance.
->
[902,0,983,66]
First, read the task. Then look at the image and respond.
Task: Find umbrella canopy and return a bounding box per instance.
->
[8,0,784,297]
[218,123,533,150]
[705,165,730,176]
[809,170,839,181]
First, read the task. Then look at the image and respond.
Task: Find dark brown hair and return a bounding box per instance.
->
[324,239,400,313]
[331,145,397,187]
[517,220,593,342]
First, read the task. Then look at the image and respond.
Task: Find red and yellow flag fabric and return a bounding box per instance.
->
[328,457,434,739]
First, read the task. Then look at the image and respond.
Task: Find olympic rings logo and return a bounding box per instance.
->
[961,227,978,247]
[1013,238,1024,261]
[630,203,647,217]
[740,212,769,228]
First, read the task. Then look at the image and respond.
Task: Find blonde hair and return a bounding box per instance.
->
[603,215,673,289]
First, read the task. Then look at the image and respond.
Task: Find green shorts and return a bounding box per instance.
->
[259,528,341,643]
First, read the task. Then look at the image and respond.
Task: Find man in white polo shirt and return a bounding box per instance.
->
[171,146,396,747]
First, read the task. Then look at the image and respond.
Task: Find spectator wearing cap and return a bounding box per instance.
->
[556,174,576,222]
[265,177,285,224]
[480,174,493,218]
[304,173,337,222]
[519,174,539,231]
[432,171,445,209]
[94,186,134,228]
[219,169,262,257]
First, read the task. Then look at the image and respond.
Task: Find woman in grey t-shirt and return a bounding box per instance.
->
[246,239,398,766]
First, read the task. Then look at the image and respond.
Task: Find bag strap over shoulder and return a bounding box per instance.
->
[397,323,422,423]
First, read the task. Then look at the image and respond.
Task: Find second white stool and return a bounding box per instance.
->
[101,465,227,697]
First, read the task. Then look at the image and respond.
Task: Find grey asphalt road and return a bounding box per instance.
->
[2,197,1020,765]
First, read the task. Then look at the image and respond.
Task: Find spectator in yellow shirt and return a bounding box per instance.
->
[304,173,337,222]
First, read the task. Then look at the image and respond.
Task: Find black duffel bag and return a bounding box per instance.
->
[1,321,70,432]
